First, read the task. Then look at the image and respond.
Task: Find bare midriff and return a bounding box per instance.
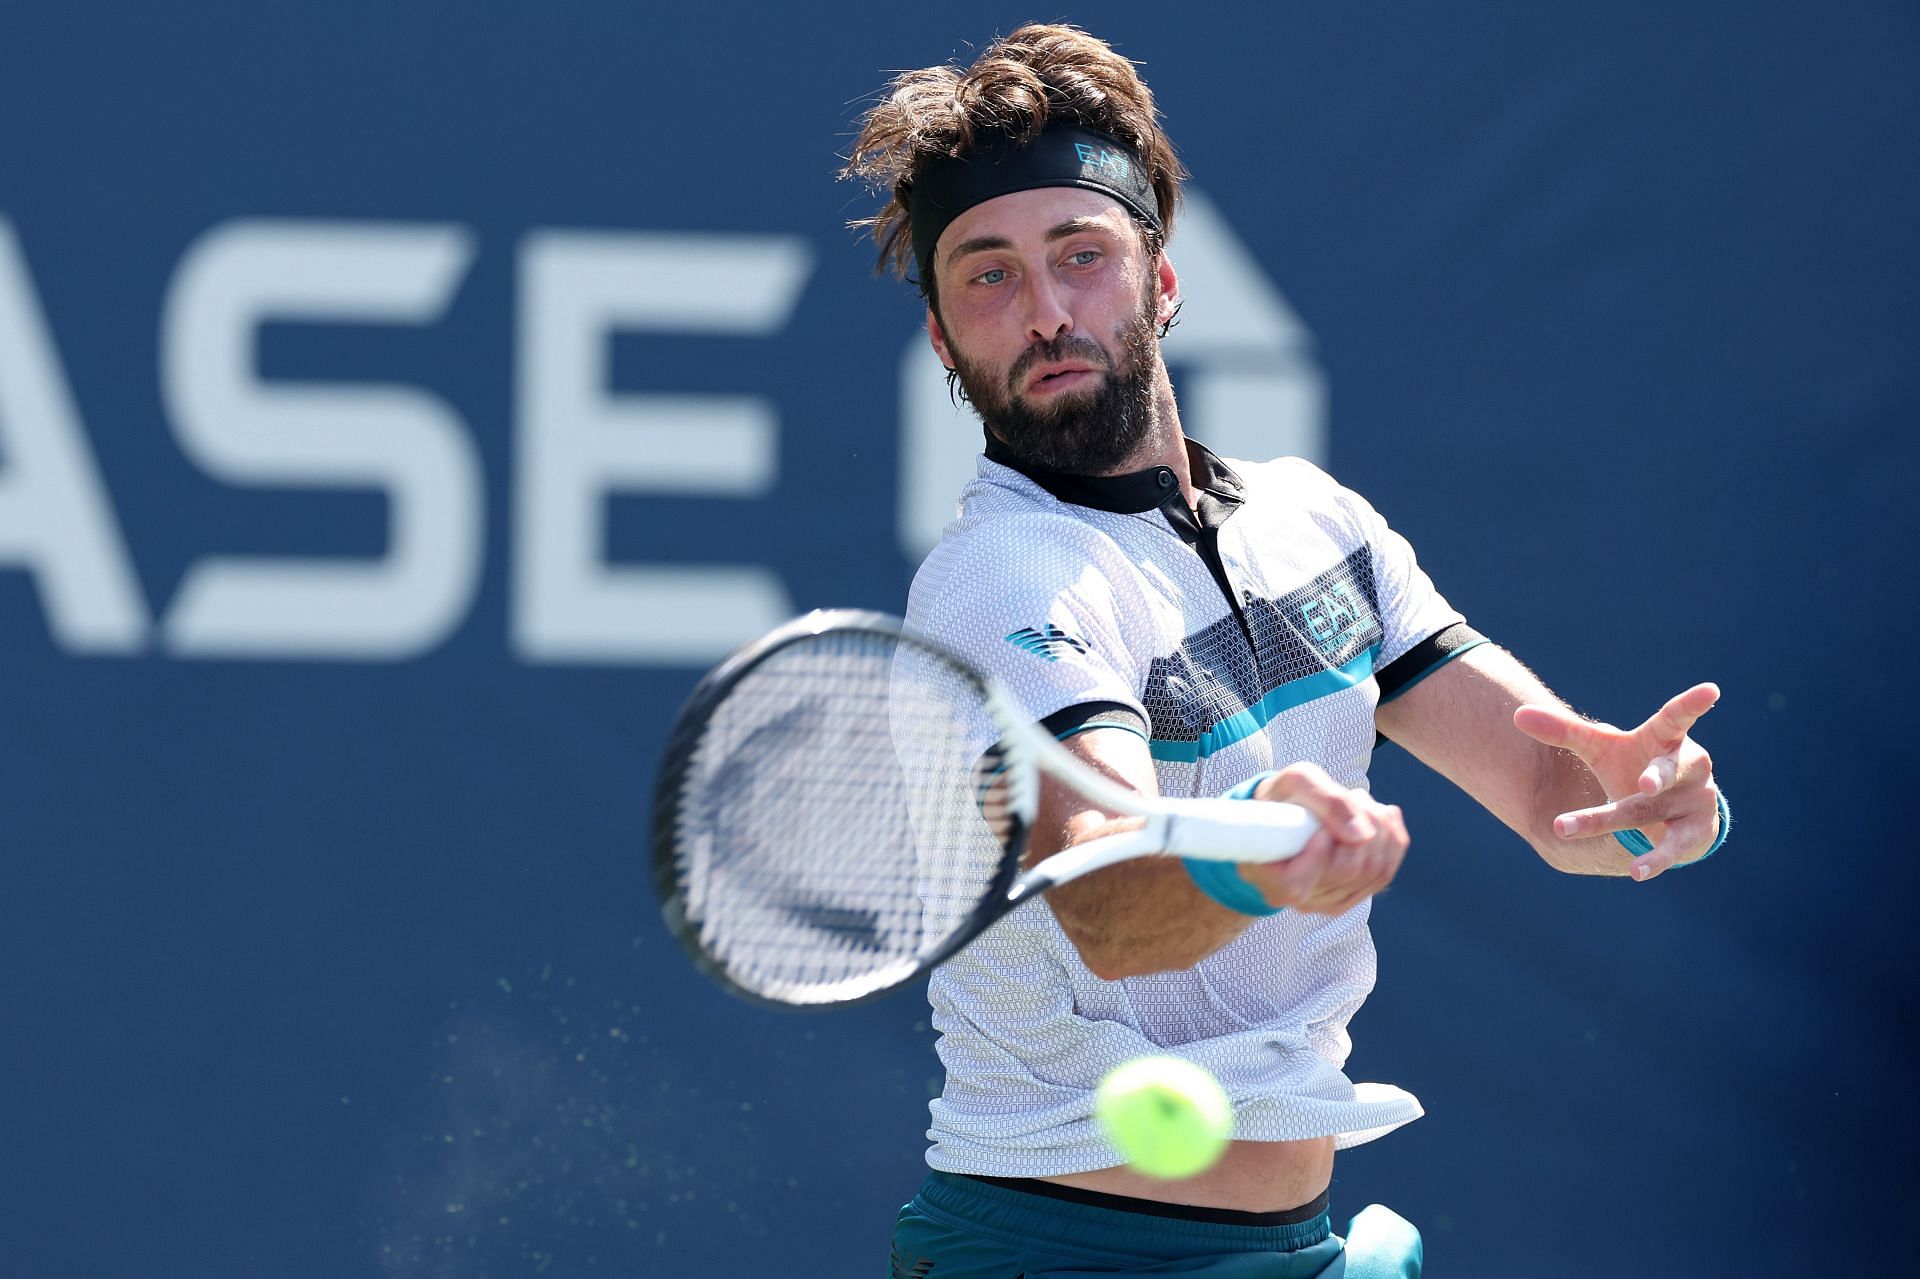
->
[1039,1136,1336,1213]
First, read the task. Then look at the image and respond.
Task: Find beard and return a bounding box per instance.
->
[947,283,1162,475]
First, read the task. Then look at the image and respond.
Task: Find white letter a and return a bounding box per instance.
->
[0,218,149,653]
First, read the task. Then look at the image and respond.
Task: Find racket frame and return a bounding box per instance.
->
[653,610,1315,1010]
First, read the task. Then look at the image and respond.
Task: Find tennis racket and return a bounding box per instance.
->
[652,609,1316,1009]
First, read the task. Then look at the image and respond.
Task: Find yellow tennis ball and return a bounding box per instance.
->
[1094,1056,1232,1179]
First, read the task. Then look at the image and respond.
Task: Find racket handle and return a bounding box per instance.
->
[1156,797,1318,862]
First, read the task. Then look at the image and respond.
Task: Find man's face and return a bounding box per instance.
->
[927,187,1176,474]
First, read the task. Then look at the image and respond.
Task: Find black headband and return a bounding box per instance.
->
[906,124,1160,285]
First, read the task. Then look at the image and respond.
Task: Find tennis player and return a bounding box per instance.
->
[844,24,1728,1278]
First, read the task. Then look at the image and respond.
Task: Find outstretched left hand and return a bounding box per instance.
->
[1512,682,1723,880]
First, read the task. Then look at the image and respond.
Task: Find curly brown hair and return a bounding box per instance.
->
[841,23,1186,298]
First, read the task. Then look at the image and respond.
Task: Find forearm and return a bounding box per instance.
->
[1379,644,1639,876]
[1019,730,1406,977]
[1480,668,1721,877]
[1419,702,1640,875]
[1030,813,1257,979]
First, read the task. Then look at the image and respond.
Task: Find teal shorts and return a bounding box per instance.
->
[891,1172,1421,1277]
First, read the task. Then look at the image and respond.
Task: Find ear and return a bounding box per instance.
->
[926,304,954,370]
[1153,252,1182,329]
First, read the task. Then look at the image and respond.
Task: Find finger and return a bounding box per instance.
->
[1627,850,1670,882]
[1632,787,1722,879]
[1264,839,1334,902]
[1293,807,1406,915]
[1269,818,1383,906]
[1638,753,1679,796]
[1244,829,1336,907]
[1554,792,1671,839]
[1631,814,1713,881]
[1562,777,1721,840]
[1291,858,1373,914]
[1297,886,1372,917]
[1638,682,1721,752]
[1338,807,1407,903]
[1512,704,1614,761]
[1299,863,1397,917]
[1264,766,1376,842]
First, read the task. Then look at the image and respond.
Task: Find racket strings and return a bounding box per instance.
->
[667,630,1010,1003]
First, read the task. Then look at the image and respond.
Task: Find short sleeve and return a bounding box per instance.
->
[904,516,1151,735]
[1327,480,1484,700]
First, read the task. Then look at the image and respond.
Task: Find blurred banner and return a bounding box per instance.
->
[2,5,1914,1276]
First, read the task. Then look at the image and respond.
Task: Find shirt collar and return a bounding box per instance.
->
[981,430,1246,518]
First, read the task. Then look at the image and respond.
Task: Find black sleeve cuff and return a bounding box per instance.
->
[1039,700,1150,742]
[1375,622,1488,704]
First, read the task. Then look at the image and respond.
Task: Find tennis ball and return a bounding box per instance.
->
[1094,1055,1232,1179]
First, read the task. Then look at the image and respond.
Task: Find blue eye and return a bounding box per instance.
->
[1069,250,1100,266]
[976,268,1006,285]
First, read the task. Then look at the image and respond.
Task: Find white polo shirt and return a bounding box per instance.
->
[903,436,1483,1178]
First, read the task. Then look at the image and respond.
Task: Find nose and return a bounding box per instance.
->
[1022,270,1072,345]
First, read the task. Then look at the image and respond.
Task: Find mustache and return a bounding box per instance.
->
[1007,334,1115,391]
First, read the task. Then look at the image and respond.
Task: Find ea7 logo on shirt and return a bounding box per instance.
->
[1005,625,1089,662]
[1301,581,1365,652]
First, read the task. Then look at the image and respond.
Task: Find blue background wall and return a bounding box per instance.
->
[2,3,1914,1275]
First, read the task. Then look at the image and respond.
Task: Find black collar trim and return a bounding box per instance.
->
[982,431,1246,518]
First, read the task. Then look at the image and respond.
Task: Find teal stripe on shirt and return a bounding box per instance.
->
[1149,645,1379,763]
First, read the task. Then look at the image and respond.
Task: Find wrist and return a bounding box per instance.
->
[1183,771,1286,916]
[1612,789,1731,869]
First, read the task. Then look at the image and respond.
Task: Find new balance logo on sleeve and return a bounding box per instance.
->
[1004,625,1089,661]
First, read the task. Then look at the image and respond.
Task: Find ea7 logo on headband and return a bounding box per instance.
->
[1005,625,1090,662]
[1072,142,1133,182]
